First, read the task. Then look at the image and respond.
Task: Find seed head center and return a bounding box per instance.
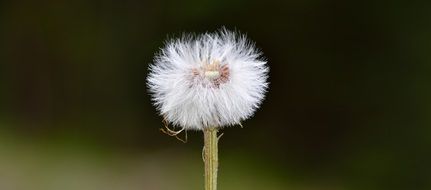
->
[204,70,221,80]
[192,60,230,87]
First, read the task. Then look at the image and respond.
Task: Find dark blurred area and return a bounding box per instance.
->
[1,0,431,189]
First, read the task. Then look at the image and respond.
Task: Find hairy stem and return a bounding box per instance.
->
[203,127,219,190]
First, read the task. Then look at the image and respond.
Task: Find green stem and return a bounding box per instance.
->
[203,127,219,190]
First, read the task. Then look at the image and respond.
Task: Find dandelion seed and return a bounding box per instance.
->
[147,28,269,190]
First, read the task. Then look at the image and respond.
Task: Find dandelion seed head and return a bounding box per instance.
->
[147,28,269,130]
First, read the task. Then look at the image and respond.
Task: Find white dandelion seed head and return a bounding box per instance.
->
[147,28,269,130]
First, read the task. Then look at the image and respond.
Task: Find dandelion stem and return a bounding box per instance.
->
[203,127,219,190]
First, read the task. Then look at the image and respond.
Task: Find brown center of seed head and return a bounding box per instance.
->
[192,60,230,87]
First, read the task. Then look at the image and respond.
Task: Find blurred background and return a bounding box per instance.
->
[1,0,430,189]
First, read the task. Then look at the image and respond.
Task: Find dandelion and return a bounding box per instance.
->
[147,28,269,190]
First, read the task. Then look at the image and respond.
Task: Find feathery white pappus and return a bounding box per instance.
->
[147,29,269,130]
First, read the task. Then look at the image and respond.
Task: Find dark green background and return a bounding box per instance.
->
[0,0,430,189]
